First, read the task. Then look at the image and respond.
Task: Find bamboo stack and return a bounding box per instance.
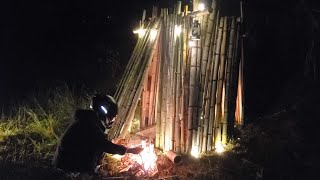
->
[109,1,244,155]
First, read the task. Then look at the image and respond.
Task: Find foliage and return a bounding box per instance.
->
[0,85,91,166]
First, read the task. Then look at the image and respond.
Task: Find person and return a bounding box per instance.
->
[53,94,142,179]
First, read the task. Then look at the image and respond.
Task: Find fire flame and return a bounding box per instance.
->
[112,139,158,176]
[130,140,157,172]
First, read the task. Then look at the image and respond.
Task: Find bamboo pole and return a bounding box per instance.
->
[197,0,218,152]
[228,18,241,137]
[155,35,162,147]
[214,17,228,147]
[148,44,158,126]
[119,21,162,138]
[115,21,152,107]
[155,10,165,148]
[114,37,142,101]
[202,10,220,151]
[167,14,174,151]
[187,39,197,153]
[162,9,170,151]
[201,14,219,152]
[180,5,189,153]
[110,21,156,139]
[159,9,167,150]
[194,37,202,154]
[115,10,149,101]
[174,3,182,153]
[222,17,236,145]
[207,17,223,150]
[109,22,152,139]
[141,74,148,129]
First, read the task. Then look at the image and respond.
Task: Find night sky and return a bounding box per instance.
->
[1,0,320,117]
[1,0,166,109]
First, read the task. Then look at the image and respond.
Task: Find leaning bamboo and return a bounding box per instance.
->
[119,21,162,138]
[115,21,152,109]
[114,37,142,101]
[197,0,218,152]
[202,10,220,151]
[111,21,156,139]
[109,23,151,138]
[222,17,236,145]
[214,17,228,147]
[201,13,219,152]
[115,11,148,101]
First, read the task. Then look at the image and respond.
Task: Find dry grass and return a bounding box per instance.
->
[0,85,90,166]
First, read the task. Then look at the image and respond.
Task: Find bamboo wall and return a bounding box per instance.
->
[109,1,244,155]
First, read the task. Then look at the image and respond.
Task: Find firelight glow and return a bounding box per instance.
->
[133,28,146,38]
[191,146,199,158]
[174,25,182,37]
[188,40,196,47]
[215,140,224,154]
[198,3,205,11]
[111,140,158,175]
[150,29,158,41]
[129,140,158,172]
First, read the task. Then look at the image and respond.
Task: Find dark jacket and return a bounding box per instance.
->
[53,109,127,173]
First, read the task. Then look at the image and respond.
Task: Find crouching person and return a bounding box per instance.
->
[53,95,142,180]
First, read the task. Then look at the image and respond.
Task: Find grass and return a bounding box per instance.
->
[0,85,90,168]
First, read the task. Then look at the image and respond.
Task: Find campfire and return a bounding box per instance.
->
[103,138,159,177]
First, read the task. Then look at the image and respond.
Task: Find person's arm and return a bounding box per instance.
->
[100,138,127,155]
[97,135,143,155]
[90,117,142,155]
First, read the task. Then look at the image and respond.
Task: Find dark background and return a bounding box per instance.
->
[1,0,319,117]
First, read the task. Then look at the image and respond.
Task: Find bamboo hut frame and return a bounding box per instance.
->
[109,1,244,156]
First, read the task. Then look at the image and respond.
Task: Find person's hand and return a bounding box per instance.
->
[126,147,143,154]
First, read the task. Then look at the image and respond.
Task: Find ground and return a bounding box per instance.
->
[1,80,319,179]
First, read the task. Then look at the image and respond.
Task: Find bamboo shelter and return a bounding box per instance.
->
[109,1,244,156]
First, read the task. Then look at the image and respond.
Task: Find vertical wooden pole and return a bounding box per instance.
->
[215,17,228,147]
[187,40,197,153]
[223,17,236,145]
[207,17,223,150]
[181,5,189,153]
